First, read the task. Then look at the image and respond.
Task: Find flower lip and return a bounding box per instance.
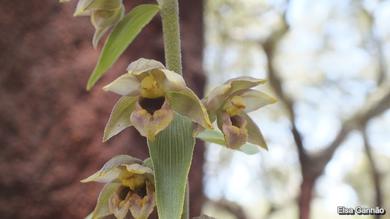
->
[230,115,245,128]
[139,97,165,114]
[134,185,147,198]
[119,186,131,200]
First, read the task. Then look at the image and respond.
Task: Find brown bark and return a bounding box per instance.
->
[180,0,207,216]
[0,0,205,218]
[298,176,316,219]
[209,199,248,219]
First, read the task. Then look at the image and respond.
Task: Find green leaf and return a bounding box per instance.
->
[87,4,160,90]
[148,114,195,219]
[196,129,261,155]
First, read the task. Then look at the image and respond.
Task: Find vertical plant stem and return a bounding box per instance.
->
[159,1,190,219]
[182,182,190,219]
[160,0,182,74]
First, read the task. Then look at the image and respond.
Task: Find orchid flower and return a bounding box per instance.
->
[103,58,212,141]
[203,77,276,149]
[82,155,155,219]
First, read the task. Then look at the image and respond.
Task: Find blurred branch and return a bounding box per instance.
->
[263,4,309,165]
[361,128,383,215]
[264,201,294,218]
[317,84,390,168]
[208,199,248,219]
[261,2,390,219]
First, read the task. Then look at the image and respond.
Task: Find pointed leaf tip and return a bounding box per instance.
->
[86,4,160,91]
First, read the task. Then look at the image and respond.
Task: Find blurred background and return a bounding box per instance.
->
[0,0,389,219]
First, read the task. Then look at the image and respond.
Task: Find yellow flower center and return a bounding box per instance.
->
[140,75,165,98]
[121,174,148,190]
[225,96,246,116]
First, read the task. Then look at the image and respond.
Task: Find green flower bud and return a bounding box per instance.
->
[91,6,124,48]
[73,0,124,47]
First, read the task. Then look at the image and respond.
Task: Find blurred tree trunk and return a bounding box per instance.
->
[0,1,205,218]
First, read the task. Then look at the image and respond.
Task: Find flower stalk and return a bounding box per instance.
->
[156,0,190,218]
[159,0,182,75]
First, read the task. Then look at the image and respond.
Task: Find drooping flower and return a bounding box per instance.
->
[82,155,155,219]
[103,58,212,141]
[203,77,276,149]
[73,0,125,48]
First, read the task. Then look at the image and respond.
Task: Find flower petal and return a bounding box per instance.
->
[90,183,121,219]
[121,163,154,185]
[242,113,267,149]
[81,155,142,183]
[204,76,267,116]
[109,187,131,219]
[239,89,277,112]
[127,58,165,75]
[130,100,174,140]
[122,163,154,175]
[166,88,212,129]
[103,96,137,142]
[155,69,186,91]
[227,76,266,95]
[204,84,231,116]
[103,73,140,96]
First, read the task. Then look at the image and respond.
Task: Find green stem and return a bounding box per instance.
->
[159,1,189,219]
[182,182,190,219]
[159,0,182,74]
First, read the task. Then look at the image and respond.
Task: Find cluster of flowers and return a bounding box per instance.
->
[103,58,275,148]
[84,58,275,219]
[62,2,275,219]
